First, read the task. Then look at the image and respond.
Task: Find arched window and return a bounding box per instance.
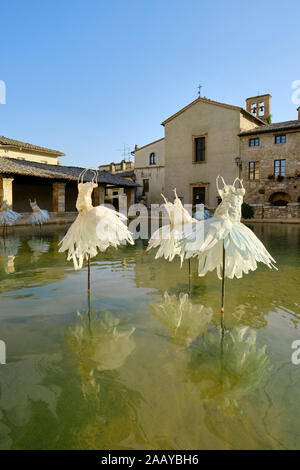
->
[149,152,156,165]
[269,192,291,207]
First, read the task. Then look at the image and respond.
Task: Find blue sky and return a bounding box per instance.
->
[1,0,299,167]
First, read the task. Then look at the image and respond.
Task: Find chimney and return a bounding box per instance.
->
[297,106,300,120]
[246,94,272,122]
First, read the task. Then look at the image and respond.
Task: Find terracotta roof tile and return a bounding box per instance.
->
[239,120,300,136]
[0,157,138,187]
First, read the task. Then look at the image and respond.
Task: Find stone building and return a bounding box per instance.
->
[98,160,136,210]
[239,100,300,219]
[133,93,300,220]
[0,157,137,225]
[99,160,134,175]
[0,135,65,164]
[132,138,165,205]
[133,97,262,208]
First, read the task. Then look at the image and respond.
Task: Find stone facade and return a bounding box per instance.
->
[251,204,300,220]
[52,182,66,213]
[240,127,300,219]
[0,176,14,208]
[99,160,134,173]
[93,185,105,205]
[245,94,271,123]
[98,160,136,209]
[134,93,300,219]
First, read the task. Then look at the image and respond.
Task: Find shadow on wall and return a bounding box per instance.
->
[12,177,78,213]
[13,177,52,212]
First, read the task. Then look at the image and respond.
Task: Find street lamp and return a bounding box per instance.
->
[234,156,242,178]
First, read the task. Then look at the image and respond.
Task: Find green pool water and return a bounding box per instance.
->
[0,223,299,450]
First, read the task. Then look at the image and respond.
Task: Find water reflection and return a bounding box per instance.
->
[63,310,144,449]
[0,354,61,449]
[151,292,213,347]
[66,310,136,400]
[0,236,21,274]
[27,237,50,262]
[181,326,272,448]
[0,232,68,293]
[0,224,299,449]
[186,326,271,405]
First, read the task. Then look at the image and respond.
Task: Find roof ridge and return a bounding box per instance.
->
[161,97,265,126]
[133,137,165,152]
[0,135,65,156]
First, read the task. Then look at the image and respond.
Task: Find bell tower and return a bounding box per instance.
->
[246,94,272,122]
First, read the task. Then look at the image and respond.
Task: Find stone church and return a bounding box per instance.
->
[133,93,300,220]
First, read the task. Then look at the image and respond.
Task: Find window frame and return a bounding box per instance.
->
[149,152,156,165]
[192,135,207,164]
[248,161,260,180]
[142,178,149,193]
[274,159,286,177]
[249,137,260,147]
[274,134,286,144]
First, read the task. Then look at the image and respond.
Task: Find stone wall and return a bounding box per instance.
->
[12,212,77,226]
[251,203,300,220]
[0,176,14,207]
[52,182,66,212]
[99,161,134,173]
[240,130,300,205]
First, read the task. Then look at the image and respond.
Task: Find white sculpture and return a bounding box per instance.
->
[0,200,21,228]
[147,189,196,263]
[59,169,134,270]
[180,176,277,314]
[29,199,50,226]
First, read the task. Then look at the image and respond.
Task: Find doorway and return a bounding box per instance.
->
[192,186,206,205]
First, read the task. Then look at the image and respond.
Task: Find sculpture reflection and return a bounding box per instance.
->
[186,326,271,416]
[27,237,50,262]
[0,236,21,274]
[151,292,213,347]
[66,309,136,399]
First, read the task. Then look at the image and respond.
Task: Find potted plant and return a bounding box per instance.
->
[268,174,275,180]
[241,202,254,219]
[277,175,284,182]
[258,188,265,194]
